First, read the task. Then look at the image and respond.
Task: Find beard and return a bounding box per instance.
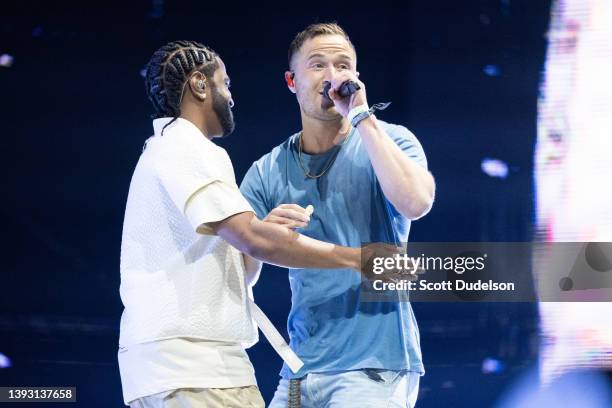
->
[211,85,235,137]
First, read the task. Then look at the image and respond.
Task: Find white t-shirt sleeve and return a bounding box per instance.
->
[154,135,253,234]
[185,181,254,235]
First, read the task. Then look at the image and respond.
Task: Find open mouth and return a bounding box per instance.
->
[319,90,332,100]
[320,96,334,109]
[320,82,333,100]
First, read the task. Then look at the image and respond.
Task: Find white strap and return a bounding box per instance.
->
[347,103,369,123]
[248,298,304,373]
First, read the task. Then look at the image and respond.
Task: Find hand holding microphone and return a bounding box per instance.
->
[322,80,361,99]
[322,74,368,118]
[322,75,391,126]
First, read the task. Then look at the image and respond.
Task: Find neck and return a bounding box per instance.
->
[300,113,351,154]
[179,106,212,140]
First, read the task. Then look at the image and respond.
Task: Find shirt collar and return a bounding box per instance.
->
[152,117,208,140]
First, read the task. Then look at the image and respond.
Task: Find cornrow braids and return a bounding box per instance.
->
[144,40,219,134]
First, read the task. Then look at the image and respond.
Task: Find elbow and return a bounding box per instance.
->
[241,237,269,260]
[401,175,436,220]
[246,245,271,263]
[235,217,299,263]
[215,212,278,262]
[239,227,274,262]
[404,195,434,220]
[398,195,433,220]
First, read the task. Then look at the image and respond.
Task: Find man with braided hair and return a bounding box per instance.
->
[119,40,394,407]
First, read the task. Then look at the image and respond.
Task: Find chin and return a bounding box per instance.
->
[319,101,337,113]
[222,125,235,137]
[320,96,335,110]
[321,104,342,119]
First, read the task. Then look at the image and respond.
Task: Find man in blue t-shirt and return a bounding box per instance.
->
[240,23,435,407]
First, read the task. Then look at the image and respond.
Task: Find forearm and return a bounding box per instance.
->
[248,217,359,269]
[357,117,435,219]
[216,212,360,270]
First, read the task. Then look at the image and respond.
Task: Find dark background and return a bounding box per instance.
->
[1,0,550,406]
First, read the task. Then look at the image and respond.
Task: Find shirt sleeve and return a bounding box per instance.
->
[154,137,253,234]
[388,124,428,170]
[239,162,271,220]
[185,181,254,235]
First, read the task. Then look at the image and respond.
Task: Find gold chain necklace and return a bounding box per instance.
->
[297,128,354,179]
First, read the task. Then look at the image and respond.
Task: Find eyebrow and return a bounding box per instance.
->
[306,53,354,62]
[335,54,354,62]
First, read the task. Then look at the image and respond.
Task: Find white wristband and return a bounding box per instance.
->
[347,104,369,124]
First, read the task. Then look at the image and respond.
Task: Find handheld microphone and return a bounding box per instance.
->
[322,81,361,99]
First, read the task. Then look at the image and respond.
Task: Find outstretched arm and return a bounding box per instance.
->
[212,211,359,271]
[241,204,312,286]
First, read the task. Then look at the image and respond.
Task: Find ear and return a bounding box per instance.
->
[188,72,207,101]
[284,71,296,94]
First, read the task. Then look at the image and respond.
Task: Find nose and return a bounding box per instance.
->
[323,65,340,83]
[322,67,342,92]
[228,98,234,108]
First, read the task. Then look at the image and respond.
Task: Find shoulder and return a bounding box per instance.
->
[147,131,232,183]
[246,134,295,174]
[376,120,428,168]
[376,120,424,151]
[149,127,228,162]
[240,134,296,212]
[377,120,418,142]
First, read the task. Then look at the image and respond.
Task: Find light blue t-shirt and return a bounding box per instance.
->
[240,120,427,379]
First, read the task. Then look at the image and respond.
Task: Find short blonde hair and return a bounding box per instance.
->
[288,22,355,68]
